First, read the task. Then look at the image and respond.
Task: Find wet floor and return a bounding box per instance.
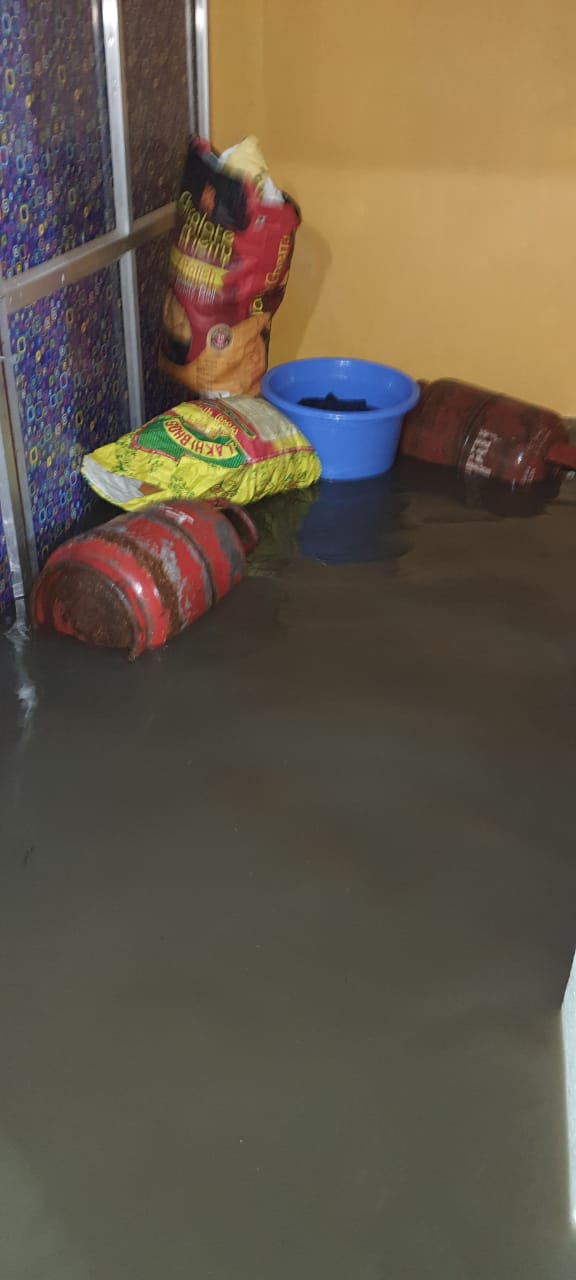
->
[1,460,576,1279]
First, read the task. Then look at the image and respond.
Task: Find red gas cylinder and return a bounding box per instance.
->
[32,500,257,658]
[400,379,576,485]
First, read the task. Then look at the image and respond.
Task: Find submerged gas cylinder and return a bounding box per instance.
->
[32,500,257,658]
[400,379,576,485]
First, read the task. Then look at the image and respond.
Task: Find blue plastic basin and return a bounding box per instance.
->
[261,357,420,481]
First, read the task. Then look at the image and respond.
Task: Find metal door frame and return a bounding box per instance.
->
[0,0,210,602]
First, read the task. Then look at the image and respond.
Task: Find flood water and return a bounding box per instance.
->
[1,459,576,1279]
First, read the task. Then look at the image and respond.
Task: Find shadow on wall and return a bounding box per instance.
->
[270,221,332,364]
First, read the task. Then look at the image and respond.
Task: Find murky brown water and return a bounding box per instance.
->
[1,462,576,1278]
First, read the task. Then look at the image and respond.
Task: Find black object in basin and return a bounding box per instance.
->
[298,392,375,413]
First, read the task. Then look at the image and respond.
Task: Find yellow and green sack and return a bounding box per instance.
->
[82,396,320,511]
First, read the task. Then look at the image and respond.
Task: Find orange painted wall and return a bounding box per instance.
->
[209,0,576,412]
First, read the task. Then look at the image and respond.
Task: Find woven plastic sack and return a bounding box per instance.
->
[82,396,320,512]
[159,136,300,397]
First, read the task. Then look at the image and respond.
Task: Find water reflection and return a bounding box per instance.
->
[249,458,564,571]
[298,473,408,565]
[397,457,561,520]
[84,460,565,581]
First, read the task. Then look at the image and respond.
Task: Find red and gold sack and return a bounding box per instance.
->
[159,137,300,398]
